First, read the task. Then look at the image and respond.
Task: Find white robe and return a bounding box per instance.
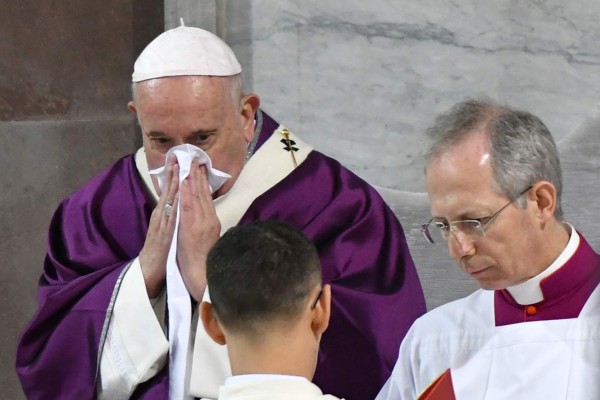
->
[218,375,342,400]
[376,285,600,400]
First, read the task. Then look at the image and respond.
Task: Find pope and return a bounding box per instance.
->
[16,24,426,400]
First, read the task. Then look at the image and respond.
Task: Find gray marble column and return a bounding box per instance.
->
[165,0,217,32]
[164,0,255,93]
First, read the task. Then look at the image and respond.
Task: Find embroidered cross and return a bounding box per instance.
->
[280,128,298,167]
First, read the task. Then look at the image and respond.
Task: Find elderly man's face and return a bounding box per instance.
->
[129,75,257,197]
[425,131,541,290]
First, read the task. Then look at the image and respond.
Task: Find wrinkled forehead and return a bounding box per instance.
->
[133,75,231,98]
[425,137,504,217]
[133,77,239,121]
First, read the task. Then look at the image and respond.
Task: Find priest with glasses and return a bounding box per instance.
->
[377,99,600,400]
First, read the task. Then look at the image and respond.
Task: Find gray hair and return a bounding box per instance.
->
[131,73,244,111]
[227,73,244,111]
[425,98,563,219]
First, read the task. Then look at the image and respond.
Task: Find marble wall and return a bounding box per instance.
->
[168,0,600,192]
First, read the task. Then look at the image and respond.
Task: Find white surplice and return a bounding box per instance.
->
[218,375,342,400]
[376,285,600,400]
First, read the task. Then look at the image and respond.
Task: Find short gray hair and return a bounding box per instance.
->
[227,73,244,111]
[425,98,563,219]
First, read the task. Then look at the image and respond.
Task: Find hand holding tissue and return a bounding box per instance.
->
[150,144,229,400]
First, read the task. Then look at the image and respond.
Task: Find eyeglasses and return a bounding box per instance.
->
[421,186,532,244]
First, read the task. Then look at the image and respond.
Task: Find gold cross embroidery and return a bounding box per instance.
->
[280,128,298,168]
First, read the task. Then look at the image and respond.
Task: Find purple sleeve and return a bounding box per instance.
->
[15,156,155,400]
[240,151,426,400]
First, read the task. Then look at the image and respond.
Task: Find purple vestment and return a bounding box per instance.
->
[16,111,426,400]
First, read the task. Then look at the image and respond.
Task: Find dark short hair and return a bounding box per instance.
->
[206,220,322,334]
[425,98,563,218]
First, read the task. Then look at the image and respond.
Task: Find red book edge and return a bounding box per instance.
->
[417,368,456,400]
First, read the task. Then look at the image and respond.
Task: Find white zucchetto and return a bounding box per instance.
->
[132,24,241,83]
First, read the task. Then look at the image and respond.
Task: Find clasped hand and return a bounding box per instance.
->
[139,157,221,302]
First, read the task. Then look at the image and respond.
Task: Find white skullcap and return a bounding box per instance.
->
[132,24,241,83]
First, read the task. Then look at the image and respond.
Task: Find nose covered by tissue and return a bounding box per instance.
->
[149,144,231,193]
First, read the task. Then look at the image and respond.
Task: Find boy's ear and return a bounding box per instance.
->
[311,284,331,338]
[200,302,227,346]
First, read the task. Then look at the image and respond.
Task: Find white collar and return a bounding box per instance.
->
[135,147,159,201]
[505,223,579,305]
[224,374,308,386]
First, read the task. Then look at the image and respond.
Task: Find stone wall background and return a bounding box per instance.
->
[167,0,600,191]
[0,1,164,397]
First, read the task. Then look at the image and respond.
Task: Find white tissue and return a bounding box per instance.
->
[149,144,231,194]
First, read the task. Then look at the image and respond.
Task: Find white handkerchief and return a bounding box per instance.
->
[149,144,231,194]
[150,144,229,399]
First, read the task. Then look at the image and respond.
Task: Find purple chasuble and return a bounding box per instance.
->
[16,155,158,399]
[494,234,600,326]
[16,110,425,400]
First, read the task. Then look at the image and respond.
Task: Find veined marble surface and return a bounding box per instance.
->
[169,0,600,191]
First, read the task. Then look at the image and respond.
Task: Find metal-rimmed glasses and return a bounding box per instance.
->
[421,186,532,244]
